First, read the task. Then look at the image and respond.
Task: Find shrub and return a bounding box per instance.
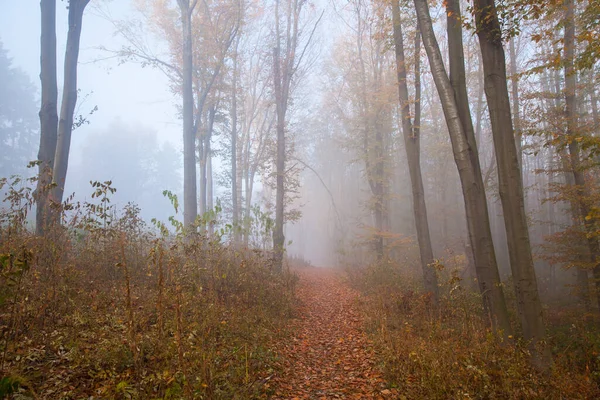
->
[0,178,295,399]
[351,257,600,399]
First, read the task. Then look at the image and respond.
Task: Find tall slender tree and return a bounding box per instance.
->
[178,0,198,230]
[272,0,317,269]
[391,0,438,301]
[52,0,91,210]
[35,0,59,235]
[473,0,550,368]
[509,37,523,170]
[272,0,286,269]
[563,0,600,311]
[413,0,511,335]
[231,36,241,244]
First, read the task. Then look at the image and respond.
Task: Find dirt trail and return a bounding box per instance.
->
[270,267,396,399]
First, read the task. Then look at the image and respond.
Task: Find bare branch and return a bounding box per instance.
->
[293,9,324,76]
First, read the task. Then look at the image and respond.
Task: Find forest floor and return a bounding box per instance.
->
[269,267,398,399]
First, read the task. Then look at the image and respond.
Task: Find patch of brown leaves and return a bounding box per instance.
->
[269,267,397,399]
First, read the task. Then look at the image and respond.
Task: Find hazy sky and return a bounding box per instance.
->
[0,0,181,154]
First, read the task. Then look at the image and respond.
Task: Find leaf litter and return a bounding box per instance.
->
[269,267,398,399]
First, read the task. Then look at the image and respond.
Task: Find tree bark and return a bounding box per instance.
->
[272,0,301,270]
[207,107,215,215]
[509,37,523,170]
[564,0,600,313]
[231,38,240,244]
[198,143,206,223]
[446,0,488,290]
[473,0,550,369]
[414,0,511,335]
[178,0,198,231]
[273,38,286,270]
[51,0,90,211]
[36,0,58,236]
[199,138,207,217]
[207,140,214,235]
[199,104,216,219]
[391,0,438,301]
[591,87,599,135]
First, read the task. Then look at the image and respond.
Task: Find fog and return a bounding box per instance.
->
[4,1,600,394]
[1,1,181,215]
[0,0,594,302]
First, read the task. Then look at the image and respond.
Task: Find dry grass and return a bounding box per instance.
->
[349,255,600,399]
[0,178,296,399]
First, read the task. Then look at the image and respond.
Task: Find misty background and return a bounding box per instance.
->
[1,1,181,222]
[0,0,582,288]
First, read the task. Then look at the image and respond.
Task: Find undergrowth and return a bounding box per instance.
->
[0,177,296,399]
[348,253,600,399]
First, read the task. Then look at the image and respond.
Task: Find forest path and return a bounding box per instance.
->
[269,267,396,399]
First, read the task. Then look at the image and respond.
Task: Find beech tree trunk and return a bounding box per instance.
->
[591,87,599,134]
[178,0,198,230]
[563,0,600,313]
[414,0,511,335]
[509,37,523,170]
[446,0,488,290]
[207,107,215,216]
[369,89,386,261]
[36,0,58,236]
[273,37,286,270]
[391,0,438,301]
[231,38,240,244]
[473,0,550,369]
[272,0,302,270]
[200,137,207,217]
[244,163,252,247]
[207,141,214,235]
[51,0,90,212]
[199,105,216,219]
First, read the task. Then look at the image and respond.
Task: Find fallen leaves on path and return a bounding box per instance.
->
[269,267,397,399]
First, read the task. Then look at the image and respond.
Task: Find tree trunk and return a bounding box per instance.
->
[371,98,386,260]
[200,139,207,217]
[273,40,286,270]
[391,0,438,301]
[200,105,216,218]
[272,0,288,270]
[207,115,214,216]
[447,0,488,291]
[564,0,600,313]
[271,0,305,269]
[244,166,252,247]
[509,37,523,170]
[414,0,511,335]
[178,0,198,231]
[51,0,90,211]
[540,64,592,307]
[474,50,485,145]
[207,142,214,235]
[591,87,599,135]
[198,136,205,216]
[35,0,58,236]
[231,38,240,244]
[473,0,550,369]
